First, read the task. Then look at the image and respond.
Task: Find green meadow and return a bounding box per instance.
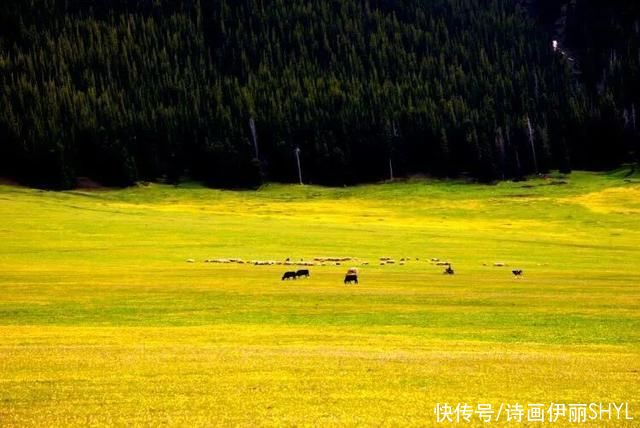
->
[0,170,639,426]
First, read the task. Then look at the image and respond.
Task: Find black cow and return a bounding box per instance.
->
[512,270,523,277]
[282,271,297,280]
[443,265,455,275]
[296,269,310,278]
[344,274,358,284]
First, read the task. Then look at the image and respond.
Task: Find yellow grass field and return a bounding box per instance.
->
[0,170,639,426]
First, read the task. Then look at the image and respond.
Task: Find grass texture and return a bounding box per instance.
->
[0,170,639,426]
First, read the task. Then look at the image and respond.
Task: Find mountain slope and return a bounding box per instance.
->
[0,0,636,188]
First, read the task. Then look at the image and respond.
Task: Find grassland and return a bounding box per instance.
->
[0,170,639,426]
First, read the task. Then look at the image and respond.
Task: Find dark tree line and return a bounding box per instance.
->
[0,0,637,189]
[527,0,640,170]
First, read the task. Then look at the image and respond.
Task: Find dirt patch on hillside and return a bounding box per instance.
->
[76,177,107,189]
[0,177,21,186]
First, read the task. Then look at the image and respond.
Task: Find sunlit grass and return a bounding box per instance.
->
[0,170,639,426]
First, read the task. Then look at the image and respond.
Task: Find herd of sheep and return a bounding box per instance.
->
[185,256,525,281]
[194,256,358,266]
[188,256,436,266]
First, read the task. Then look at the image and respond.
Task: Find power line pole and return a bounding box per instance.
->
[295,146,303,185]
[249,117,259,159]
[389,120,398,181]
[527,115,538,174]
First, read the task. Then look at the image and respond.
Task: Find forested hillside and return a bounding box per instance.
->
[0,0,638,188]
[527,0,640,170]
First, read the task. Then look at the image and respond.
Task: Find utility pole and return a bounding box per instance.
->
[249,117,259,159]
[389,120,398,181]
[526,116,538,174]
[295,146,303,185]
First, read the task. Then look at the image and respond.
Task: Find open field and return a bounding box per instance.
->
[0,170,639,426]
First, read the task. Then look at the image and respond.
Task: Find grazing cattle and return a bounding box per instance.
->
[296,269,310,278]
[344,274,359,284]
[282,271,297,280]
[512,270,523,277]
[443,265,455,275]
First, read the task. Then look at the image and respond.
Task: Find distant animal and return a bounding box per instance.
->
[346,267,359,275]
[282,271,297,280]
[443,265,454,275]
[512,269,523,277]
[296,269,310,278]
[344,274,359,284]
